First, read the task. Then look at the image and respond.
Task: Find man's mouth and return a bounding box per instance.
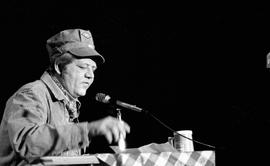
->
[82,82,91,88]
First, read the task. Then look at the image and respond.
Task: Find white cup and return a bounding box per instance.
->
[173,130,194,152]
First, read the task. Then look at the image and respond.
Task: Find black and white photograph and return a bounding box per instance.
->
[0,1,269,165]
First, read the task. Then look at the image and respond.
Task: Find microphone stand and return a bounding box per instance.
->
[116,108,126,151]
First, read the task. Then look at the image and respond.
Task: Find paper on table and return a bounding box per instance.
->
[39,154,99,165]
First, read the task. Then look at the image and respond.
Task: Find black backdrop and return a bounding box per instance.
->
[1,1,270,165]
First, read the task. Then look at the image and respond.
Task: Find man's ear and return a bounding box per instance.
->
[54,62,61,75]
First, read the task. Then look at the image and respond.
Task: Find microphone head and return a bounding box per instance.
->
[95,93,111,103]
[267,52,270,68]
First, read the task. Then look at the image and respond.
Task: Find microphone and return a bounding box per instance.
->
[95,93,143,112]
[267,52,270,68]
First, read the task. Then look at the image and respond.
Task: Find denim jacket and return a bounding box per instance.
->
[0,71,90,165]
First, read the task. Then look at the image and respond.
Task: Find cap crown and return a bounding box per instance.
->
[46,29,95,55]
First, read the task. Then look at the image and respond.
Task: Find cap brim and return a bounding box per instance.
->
[69,47,105,65]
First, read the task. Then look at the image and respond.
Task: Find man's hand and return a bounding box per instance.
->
[87,116,130,144]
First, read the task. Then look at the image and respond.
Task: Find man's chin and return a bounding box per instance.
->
[77,90,87,97]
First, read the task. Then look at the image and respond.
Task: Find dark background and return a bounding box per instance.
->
[1,1,270,165]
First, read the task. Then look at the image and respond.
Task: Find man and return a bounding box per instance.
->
[0,29,130,165]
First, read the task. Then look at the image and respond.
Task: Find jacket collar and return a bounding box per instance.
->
[40,71,81,106]
[40,71,66,101]
[40,71,81,121]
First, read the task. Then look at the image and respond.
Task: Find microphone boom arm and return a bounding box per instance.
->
[116,100,143,112]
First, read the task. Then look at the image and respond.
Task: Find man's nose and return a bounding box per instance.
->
[85,68,94,78]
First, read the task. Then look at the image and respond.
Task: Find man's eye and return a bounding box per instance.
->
[78,65,87,69]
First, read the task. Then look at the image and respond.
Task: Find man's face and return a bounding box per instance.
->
[61,58,97,98]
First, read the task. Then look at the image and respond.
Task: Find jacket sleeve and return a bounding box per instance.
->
[5,86,90,161]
